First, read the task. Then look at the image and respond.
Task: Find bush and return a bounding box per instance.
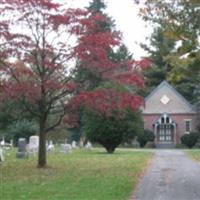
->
[181,132,200,148]
[82,108,144,153]
[144,141,156,148]
[137,129,155,148]
[194,138,200,148]
[175,143,187,149]
[131,140,140,148]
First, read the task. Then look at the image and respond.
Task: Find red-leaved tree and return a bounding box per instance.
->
[0,0,92,167]
[65,0,151,146]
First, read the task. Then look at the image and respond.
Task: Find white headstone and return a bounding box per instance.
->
[28,136,39,156]
[0,138,5,146]
[85,141,92,150]
[60,144,72,153]
[10,139,13,147]
[47,140,55,152]
[72,141,77,149]
[0,147,4,162]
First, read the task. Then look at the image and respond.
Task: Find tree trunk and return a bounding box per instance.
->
[38,120,47,168]
[105,146,115,154]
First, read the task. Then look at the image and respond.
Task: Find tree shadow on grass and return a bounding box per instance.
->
[92,149,142,156]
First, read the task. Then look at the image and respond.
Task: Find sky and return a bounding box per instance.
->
[67,0,153,59]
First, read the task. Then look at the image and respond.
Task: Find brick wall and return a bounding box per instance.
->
[143,113,197,144]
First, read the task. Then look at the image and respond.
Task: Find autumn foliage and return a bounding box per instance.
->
[0,0,90,167]
[66,5,151,125]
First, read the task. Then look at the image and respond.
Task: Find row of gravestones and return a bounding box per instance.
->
[59,141,92,153]
[0,136,93,162]
[0,138,13,149]
[16,136,93,159]
[17,136,55,158]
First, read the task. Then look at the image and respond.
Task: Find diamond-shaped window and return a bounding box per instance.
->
[160,95,170,105]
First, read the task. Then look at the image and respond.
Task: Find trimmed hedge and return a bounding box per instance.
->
[137,129,155,148]
[181,132,200,148]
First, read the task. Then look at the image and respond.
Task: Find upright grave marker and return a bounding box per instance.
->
[16,138,28,159]
[0,147,4,162]
[28,136,39,156]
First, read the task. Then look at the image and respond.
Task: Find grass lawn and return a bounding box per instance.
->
[186,149,200,162]
[0,148,153,200]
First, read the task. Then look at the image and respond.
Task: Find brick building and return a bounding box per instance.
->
[142,81,197,147]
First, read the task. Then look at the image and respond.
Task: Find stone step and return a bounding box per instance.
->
[156,143,175,149]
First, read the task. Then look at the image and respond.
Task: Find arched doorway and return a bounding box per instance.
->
[154,113,176,144]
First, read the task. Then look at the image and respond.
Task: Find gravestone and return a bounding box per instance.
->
[0,137,5,146]
[16,138,28,158]
[0,147,4,162]
[60,144,72,153]
[10,139,13,147]
[72,141,77,149]
[28,136,39,156]
[47,140,55,152]
[0,138,12,149]
[85,141,92,150]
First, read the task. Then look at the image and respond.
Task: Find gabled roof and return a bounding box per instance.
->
[143,81,196,114]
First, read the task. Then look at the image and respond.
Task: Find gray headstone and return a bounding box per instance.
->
[16,138,28,159]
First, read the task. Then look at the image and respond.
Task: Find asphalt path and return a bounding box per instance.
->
[133,150,200,200]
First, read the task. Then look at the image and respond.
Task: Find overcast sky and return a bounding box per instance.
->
[67,0,153,59]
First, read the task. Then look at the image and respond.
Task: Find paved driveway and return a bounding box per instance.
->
[133,150,200,200]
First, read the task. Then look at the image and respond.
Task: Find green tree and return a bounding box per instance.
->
[71,0,145,153]
[140,0,200,103]
[141,27,175,67]
[82,107,143,153]
[7,119,38,145]
[88,0,106,13]
[0,99,36,140]
[141,27,175,95]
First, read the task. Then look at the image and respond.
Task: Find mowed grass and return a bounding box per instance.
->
[187,149,200,162]
[0,148,153,200]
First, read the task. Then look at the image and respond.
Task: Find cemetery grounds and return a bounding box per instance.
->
[0,148,153,200]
